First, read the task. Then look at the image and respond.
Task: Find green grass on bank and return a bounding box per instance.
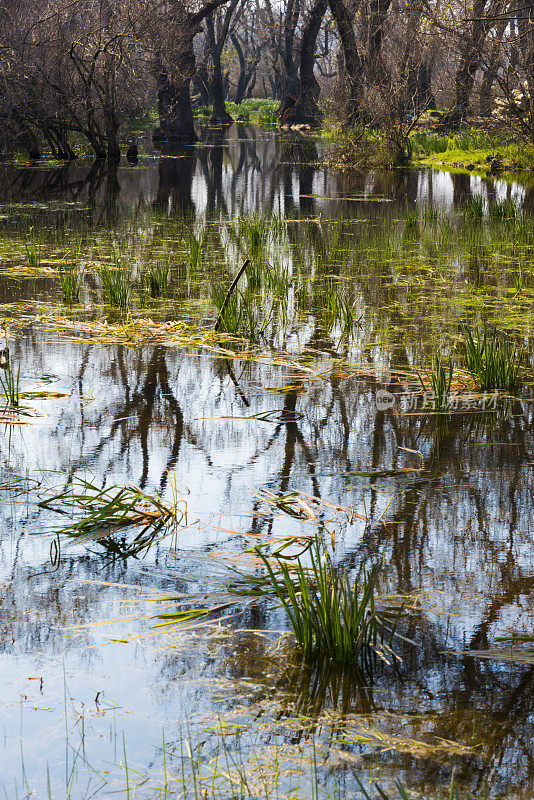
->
[324,121,534,173]
[194,98,279,125]
[411,129,534,172]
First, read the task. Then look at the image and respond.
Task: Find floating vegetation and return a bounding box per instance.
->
[255,537,403,665]
[461,647,534,665]
[81,722,477,800]
[38,476,187,557]
[58,263,84,303]
[462,633,534,665]
[461,321,521,392]
[251,488,360,526]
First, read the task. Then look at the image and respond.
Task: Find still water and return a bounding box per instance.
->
[0,127,532,798]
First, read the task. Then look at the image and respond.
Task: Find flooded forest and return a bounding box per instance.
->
[1,0,533,798]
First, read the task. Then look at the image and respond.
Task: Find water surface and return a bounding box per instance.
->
[0,126,533,798]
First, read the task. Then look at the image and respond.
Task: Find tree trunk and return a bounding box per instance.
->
[283,0,301,98]
[206,12,233,123]
[232,33,258,103]
[407,60,436,114]
[280,0,328,126]
[153,53,197,143]
[441,0,496,125]
[328,0,364,118]
[153,0,231,143]
[479,18,506,116]
[194,66,212,106]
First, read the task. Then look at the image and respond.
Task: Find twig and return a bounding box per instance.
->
[214,259,250,332]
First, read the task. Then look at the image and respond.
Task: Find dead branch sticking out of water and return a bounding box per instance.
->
[214,259,251,332]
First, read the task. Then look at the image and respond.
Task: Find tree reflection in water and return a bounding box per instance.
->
[0,129,532,798]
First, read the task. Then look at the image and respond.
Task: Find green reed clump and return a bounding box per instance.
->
[489,198,519,224]
[100,261,132,308]
[188,232,203,270]
[0,363,20,407]
[324,290,358,338]
[240,214,269,258]
[244,257,267,291]
[257,537,399,665]
[422,206,439,226]
[24,227,40,268]
[462,196,484,223]
[58,263,84,303]
[410,131,450,156]
[403,209,419,235]
[213,283,266,339]
[212,283,242,333]
[461,321,521,392]
[266,265,292,296]
[418,352,454,410]
[145,260,170,298]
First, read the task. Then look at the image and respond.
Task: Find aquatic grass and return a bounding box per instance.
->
[324,289,359,338]
[145,260,170,298]
[238,214,270,263]
[24,227,40,268]
[213,282,242,333]
[461,321,521,392]
[418,352,454,410]
[422,206,440,226]
[266,264,292,296]
[100,261,132,309]
[256,537,401,665]
[489,198,519,224]
[38,477,186,556]
[403,209,419,235]
[0,362,20,407]
[188,232,203,270]
[58,263,84,303]
[461,196,484,224]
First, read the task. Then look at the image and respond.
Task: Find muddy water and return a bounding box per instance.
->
[0,127,532,798]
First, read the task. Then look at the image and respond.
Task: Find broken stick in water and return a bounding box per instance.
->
[214,259,251,332]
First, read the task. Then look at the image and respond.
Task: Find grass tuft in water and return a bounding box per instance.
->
[418,352,454,410]
[145,260,170,298]
[0,362,20,407]
[100,260,132,309]
[489,198,519,224]
[462,196,484,223]
[461,321,521,393]
[241,214,269,257]
[213,282,242,333]
[324,289,359,338]
[58,263,84,303]
[24,227,40,269]
[188,232,203,270]
[256,537,401,665]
